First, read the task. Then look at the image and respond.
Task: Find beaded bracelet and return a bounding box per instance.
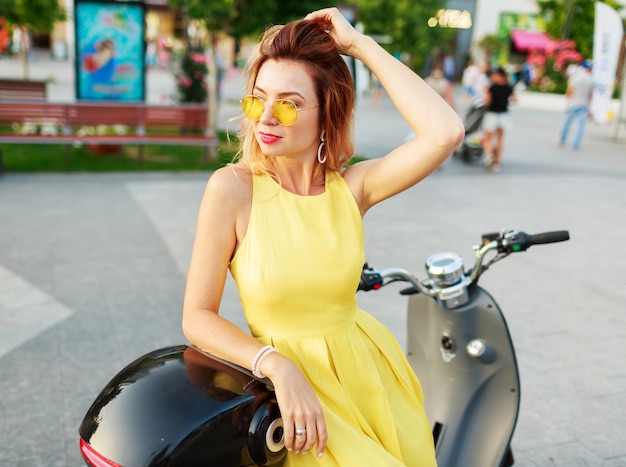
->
[252,345,277,379]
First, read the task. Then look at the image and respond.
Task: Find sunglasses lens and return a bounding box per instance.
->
[241,96,264,120]
[273,100,298,125]
[241,96,300,125]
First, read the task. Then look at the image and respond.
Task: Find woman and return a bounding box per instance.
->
[482,67,515,172]
[183,7,463,465]
[425,60,456,111]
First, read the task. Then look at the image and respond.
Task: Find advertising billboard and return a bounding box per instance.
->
[74,0,145,101]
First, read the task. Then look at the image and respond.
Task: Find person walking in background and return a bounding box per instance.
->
[0,19,10,57]
[425,60,456,111]
[443,54,455,81]
[556,60,593,150]
[145,40,157,68]
[461,58,480,102]
[22,27,32,61]
[521,60,533,87]
[482,67,515,172]
[462,60,490,108]
[11,25,21,56]
[370,73,384,108]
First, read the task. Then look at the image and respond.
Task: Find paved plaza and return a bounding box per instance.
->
[1,51,626,466]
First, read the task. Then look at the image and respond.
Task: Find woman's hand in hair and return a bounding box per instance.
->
[305,7,362,57]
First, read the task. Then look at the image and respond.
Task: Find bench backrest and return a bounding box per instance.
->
[145,105,207,129]
[0,101,208,132]
[66,103,143,127]
[0,79,47,101]
[0,102,67,128]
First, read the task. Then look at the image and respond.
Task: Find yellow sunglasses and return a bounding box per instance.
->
[240,95,319,126]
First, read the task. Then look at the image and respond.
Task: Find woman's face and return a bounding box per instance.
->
[251,59,320,162]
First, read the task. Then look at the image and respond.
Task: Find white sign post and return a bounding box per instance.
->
[590,2,624,124]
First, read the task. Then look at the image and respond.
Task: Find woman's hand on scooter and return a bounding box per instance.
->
[261,353,327,458]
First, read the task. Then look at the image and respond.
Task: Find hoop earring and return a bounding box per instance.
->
[317,130,326,164]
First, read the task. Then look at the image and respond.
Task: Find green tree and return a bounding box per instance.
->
[169,0,329,41]
[0,0,66,78]
[353,0,455,71]
[536,0,623,59]
[477,34,507,67]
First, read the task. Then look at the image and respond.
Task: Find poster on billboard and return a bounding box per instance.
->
[74,0,145,101]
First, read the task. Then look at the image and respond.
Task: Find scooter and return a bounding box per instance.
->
[78,228,569,467]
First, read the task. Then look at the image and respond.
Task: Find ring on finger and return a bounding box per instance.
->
[295,428,307,436]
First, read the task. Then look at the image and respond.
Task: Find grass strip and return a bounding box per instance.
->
[0,130,238,172]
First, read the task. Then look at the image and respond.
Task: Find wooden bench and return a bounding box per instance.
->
[0,100,218,166]
[0,79,47,101]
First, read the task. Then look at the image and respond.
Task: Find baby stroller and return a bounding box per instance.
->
[454,97,485,163]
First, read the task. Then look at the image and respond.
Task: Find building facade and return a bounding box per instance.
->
[469,0,626,65]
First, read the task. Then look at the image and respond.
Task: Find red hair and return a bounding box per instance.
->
[233,18,355,178]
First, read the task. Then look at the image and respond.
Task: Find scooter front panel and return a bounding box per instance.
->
[406,287,520,467]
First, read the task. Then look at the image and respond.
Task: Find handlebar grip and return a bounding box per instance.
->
[358,263,384,291]
[529,231,570,245]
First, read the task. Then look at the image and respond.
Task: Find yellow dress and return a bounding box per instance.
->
[230,171,437,466]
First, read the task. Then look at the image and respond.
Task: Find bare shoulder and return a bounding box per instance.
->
[202,166,253,252]
[201,166,253,248]
[341,159,371,186]
[204,165,252,207]
[207,165,252,192]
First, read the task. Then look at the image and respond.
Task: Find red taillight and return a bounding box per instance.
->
[79,438,122,467]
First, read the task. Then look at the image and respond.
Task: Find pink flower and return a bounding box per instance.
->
[192,53,206,64]
[177,76,192,87]
[544,40,558,55]
[527,52,546,67]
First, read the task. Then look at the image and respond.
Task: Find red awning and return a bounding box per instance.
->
[510,29,551,53]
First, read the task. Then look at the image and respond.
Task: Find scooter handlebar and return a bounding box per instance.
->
[496,230,570,254]
[359,229,571,294]
[529,230,570,245]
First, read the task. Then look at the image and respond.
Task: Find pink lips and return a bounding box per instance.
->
[259,132,282,144]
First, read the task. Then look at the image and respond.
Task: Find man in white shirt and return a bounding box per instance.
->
[462,59,480,99]
[556,60,594,150]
